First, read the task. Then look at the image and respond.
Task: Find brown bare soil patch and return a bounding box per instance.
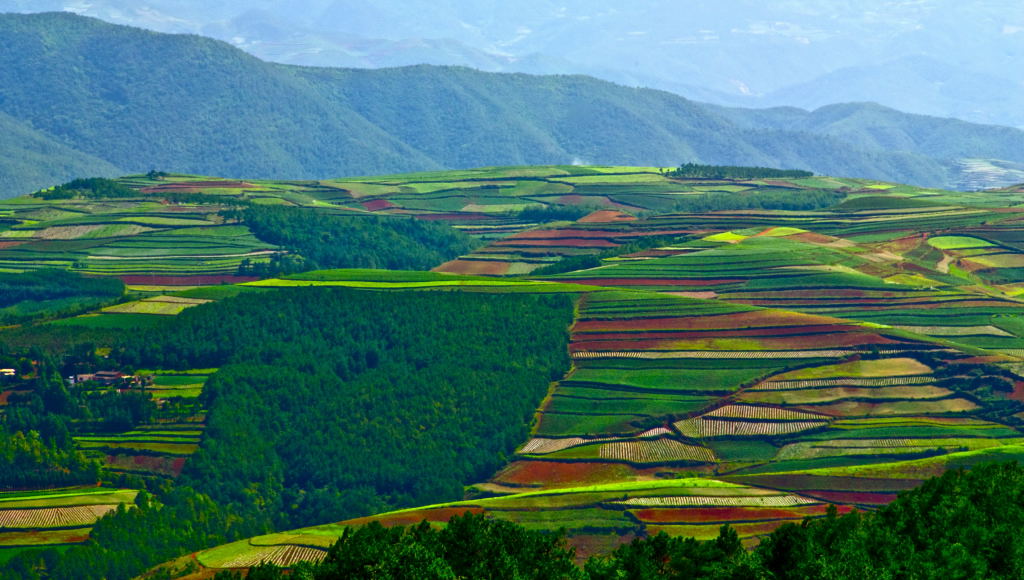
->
[797,490,897,505]
[577,210,636,224]
[106,454,188,477]
[495,238,619,248]
[632,504,852,524]
[344,507,485,528]
[140,181,254,193]
[491,460,645,487]
[361,199,396,211]
[433,260,510,275]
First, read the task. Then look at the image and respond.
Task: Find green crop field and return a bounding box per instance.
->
[0,487,137,555]
[7,165,1024,578]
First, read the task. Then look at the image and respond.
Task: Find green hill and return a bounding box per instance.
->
[2,166,1024,577]
[4,13,1024,197]
[0,111,122,195]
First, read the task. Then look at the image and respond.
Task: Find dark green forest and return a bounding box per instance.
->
[671,188,845,213]
[236,206,479,273]
[0,288,573,579]
[665,163,813,179]
[4,12,1024,196]
[118,288,573,527]
[0,270,124,325]
[32,178,136,200]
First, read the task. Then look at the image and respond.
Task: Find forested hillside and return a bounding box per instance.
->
[238,206,479,273]
[118,288,573,528]
[3,12,1024,196]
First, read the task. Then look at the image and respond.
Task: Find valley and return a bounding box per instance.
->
[2,165,1024,576]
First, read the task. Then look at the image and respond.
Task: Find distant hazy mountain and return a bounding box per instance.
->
[2,13,1024,197]
[763,56,1024,128]
[2,0,1021,126]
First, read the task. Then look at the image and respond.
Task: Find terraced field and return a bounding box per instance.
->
[0,487,137,564]
[167,478,855,570]
[9,166,1024,576]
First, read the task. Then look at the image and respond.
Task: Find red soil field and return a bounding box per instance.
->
[494,239,620,248]
[577,210,637,224]
[785,232,840,245]
[0,241,26,249]
[513,229,626,240]
[116,275,260,286]
[1008,381,1024,402]
[725,474,921,493]
[957,259,987,273]
[568,331,900,353]
[574,311,840,332]
[491,460,650,487]
[344,507,485,528]
[632,504,854,524]
[789,300,1010,312]
[433,260,510,276]
[105,454,189,477]
[664,291,718,299]
[140,181,254,193]
[571,324,864,341]
[1,530,90,544]
[797,490,898,505]
[360,199,396,211]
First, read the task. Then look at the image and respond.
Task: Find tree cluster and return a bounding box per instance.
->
[0,270,124,325]
[117,288,573,528]
[33,177,137,200]
[672,188,844,213]
[238,206,479,273]
[666,164,814,180]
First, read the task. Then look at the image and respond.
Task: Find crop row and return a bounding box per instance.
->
[675,417,829,438]
[705,405,829,421]
[597,439,715,464]
[752,375,933,390]
[216,544,328,568]
[0,504,118,529]
[775,443,965,461]
[616,494,818,507]
[520,437,594,454]
[572,350,860,360]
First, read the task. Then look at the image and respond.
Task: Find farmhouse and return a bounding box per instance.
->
[72,371,136,386]
[0,369,15,377]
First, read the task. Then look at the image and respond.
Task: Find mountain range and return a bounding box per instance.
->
[2,12,1024,197]
[2,0,1022,127]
